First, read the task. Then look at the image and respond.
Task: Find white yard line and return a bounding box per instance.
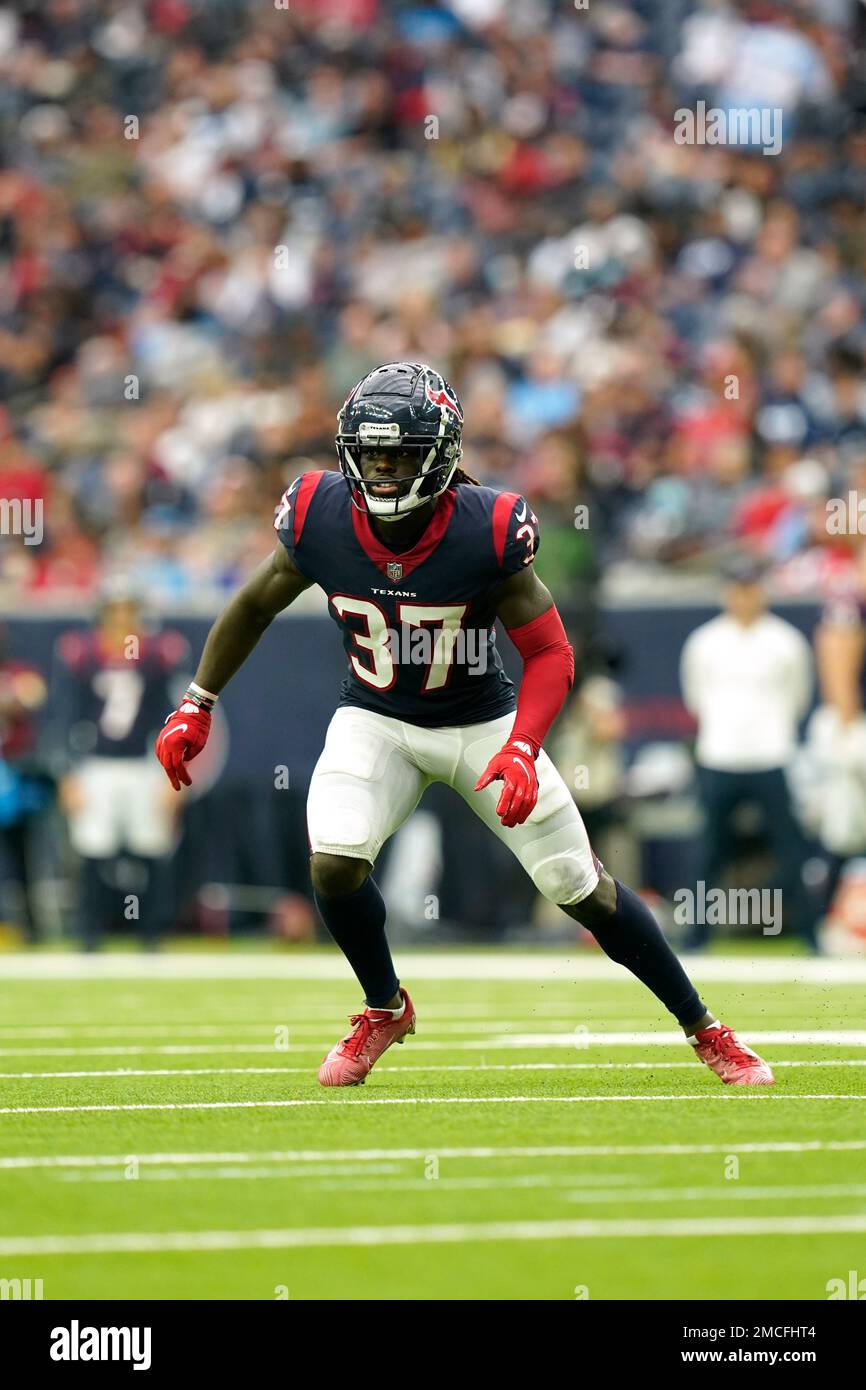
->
[58,1162,407,1184]
[0,1044,292,1058]
[487,1030,866,1048]
[0,1093,861,1116]
[0,1016,648,1036]
[0,953,865,982]
[2,1139,864,1170]
[54,1169,641,1188]
[47,1170,866,1199]
[1,1029,864,1059]
[0,1021,606,1039]
[2,1214,866,1257]
[561,1183,866,1205]
[0,1024,275,1038]
[1,1059,865,1080]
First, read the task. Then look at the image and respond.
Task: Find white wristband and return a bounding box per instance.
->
[189,681,219,703]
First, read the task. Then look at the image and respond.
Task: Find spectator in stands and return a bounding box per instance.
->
[0,0,859,605]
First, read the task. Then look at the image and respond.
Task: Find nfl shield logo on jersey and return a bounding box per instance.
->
[386,561,403,582]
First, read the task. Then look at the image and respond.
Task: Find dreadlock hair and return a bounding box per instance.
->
[451,465,481,487]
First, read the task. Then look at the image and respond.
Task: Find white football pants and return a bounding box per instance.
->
[307,706,600,905]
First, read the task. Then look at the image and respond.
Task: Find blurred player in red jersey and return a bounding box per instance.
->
[57,584,188,949]
[157,364,775,1086]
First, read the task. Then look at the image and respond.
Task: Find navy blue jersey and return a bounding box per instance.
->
[275,470,540,727]
[55,629,188,759]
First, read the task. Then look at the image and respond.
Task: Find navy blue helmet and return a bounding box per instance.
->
[336,362,464,518]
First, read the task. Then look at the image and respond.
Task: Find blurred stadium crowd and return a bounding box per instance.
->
[1,0,865,950]
[0,0,864,609]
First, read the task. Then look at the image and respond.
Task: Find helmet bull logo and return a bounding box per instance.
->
[425,382,463,421]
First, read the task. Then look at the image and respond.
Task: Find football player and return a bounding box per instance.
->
[58,584,187,948]
[156,363,774,1086]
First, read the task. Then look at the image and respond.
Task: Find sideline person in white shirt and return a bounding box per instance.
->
[679,556,816,950]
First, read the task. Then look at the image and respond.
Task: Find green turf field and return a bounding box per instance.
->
[0,950,864,1301]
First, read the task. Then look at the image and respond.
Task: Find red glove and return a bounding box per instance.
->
[473,605,574,828]
[473,739,539,828]
[155,700,211,790]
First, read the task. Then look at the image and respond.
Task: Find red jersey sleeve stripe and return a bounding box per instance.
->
[492,490,519,568]
[293,472,324,548]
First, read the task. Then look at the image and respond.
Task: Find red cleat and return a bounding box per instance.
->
[691,1023,775,1086]
[318,987,416,1087]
